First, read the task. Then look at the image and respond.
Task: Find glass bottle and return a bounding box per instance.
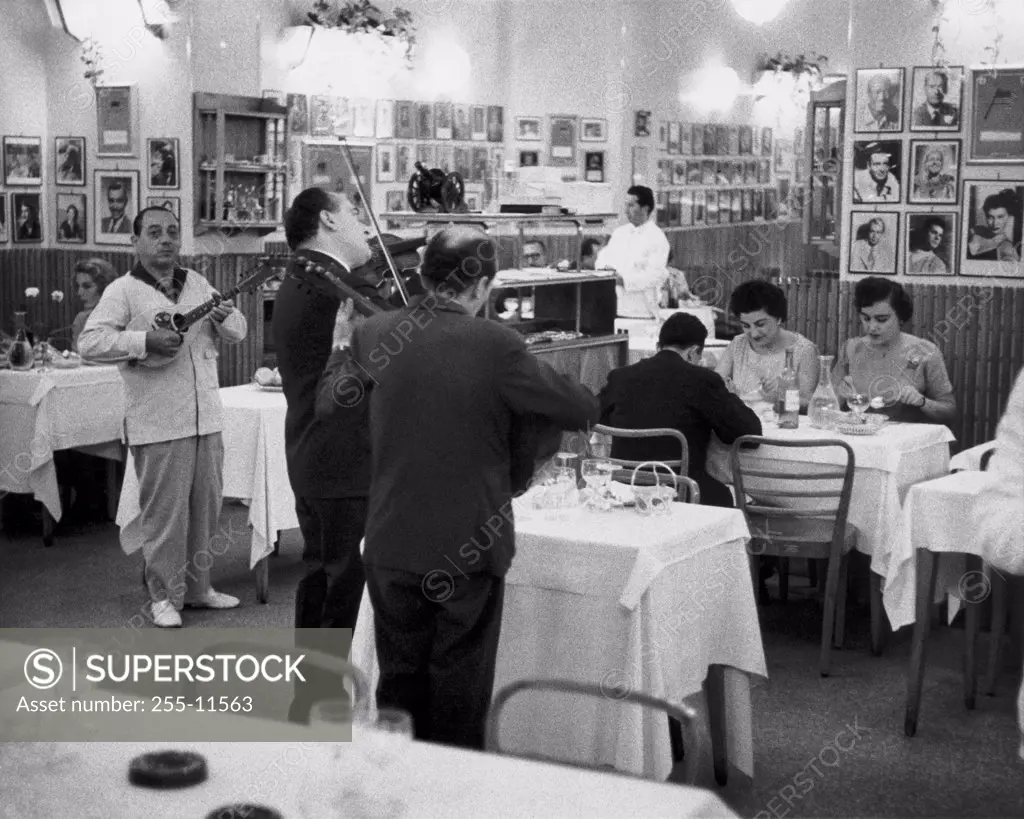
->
[808,354,840,429]
[774,348,800,429]
[8,311,34,371]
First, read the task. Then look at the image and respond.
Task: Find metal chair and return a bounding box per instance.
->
[592,424,693,501]
[486,678,701,786]
[730,436,857,677]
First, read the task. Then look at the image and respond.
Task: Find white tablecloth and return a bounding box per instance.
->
[116,385,298,567]
[707,421,954,579]
[0,739,738,818]
[353,502,766,782]
[0,365,123,520]
[884,470,998,629]
[949,441,996,472]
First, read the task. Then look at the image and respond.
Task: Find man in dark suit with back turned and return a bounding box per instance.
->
[273,186,391,723]
[599,312,761,508]
[316,226,599,749]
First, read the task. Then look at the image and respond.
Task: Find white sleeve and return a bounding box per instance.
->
[620,225,669,292]
[77,279,148,362]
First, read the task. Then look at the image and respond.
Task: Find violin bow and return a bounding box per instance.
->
[338,137,411,306]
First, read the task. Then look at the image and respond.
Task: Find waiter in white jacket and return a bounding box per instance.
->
[596,185,670,319]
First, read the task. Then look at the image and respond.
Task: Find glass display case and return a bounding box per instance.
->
[805,80,845,257]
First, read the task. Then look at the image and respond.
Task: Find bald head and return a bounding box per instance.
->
[421,226,498,293]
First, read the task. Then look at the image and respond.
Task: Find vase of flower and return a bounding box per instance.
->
[9,311,35,370]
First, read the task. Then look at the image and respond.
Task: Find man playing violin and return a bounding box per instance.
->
[78,206,247,628]
[273,186,392,723]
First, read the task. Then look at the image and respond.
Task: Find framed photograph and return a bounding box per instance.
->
[486,106,504,142]
[673,160,686,186]
[310,95,334,137]
[471,147,488,182]
[416,103,434,141]
[96,85,137,156]
[519,150,539,168]
[54,137,85,185]
[375,100,395,139]
[453,104,471,141]
[94,169,139,245]
[453,147,470,180]
[906,212,956,276]
[631,146,649,184]
[416,144,435,169]
[908,139,960,204]
[667,122,680,155]
[702,124,716,155]
[761,127,773,157]
[962,181,1024,277]
[394,101,414,139]
[435,145,454,172]
[738,126,753,155]
[852,139,903,203]
[909,66,964,131]
[471,106,487,141]
[0,195,7,243]
[377,144,395,182]
[146,196,181,222]
[854,68,904,133]
[634,110,651,138]
[969,67,1024,162]
[287,93,309,135]
[655,192,669,227]
[581,118,607,142]
[516,116,541,141]
[385,189,406,213]
[11,192,42,243]
[147,138,179,189]
[434,102,453,140]
[849,211,899,275]
[55,192,86,244]
[679,123,692,155]
[3,136,42,186]
[728,127,740,156]
[548,116,578,167]
[397,144,413,181]
[352,99,375,138]
[584,151,605,183]
[464,184,483,212]
[715,125,730,156]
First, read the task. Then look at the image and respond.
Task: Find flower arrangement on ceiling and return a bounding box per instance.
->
[753,51,828,128]
[79,37,105,86]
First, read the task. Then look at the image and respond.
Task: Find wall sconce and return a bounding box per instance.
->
[731,0,789,25]
[47,0,174,42]
[683,65,741,113]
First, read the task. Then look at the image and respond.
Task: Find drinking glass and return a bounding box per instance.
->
[848,393,869,422]
[309,698,359,744]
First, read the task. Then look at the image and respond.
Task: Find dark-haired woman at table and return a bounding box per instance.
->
[833,276,956,425]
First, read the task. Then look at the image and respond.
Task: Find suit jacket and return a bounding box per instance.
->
[101,216,131,234]
[273,249,390,498]
[598,350,761,507]
[913,101,959,127]
[317,292,599,576]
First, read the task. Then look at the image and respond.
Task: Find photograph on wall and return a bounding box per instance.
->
[962,181,1024,277]
[434,102,453,140]
[385,189,406,213]
[516,116,541,141]
[377,144,395,182]
[519,150,539,167]
[634,110,651,137]
[453,104,471,141]
[56,192,86,244]
[352,99,375,137]
[667,122,679,154]
[96,85,136,156]
[849,211,899,274]
[969,68,1024,162]
[548,116,577,167]
[905,213,957,276]
[631,146,649,184]
[852,139,902,203]
[287,93,309,135]
[581,119,607,142]
[310,95,334,136]
[395,101,415,139]
[728,127,740,156]
[12,192,42,243]
[147,138,179,189]
[453,147,470,180]
[715,125,730,156]
[761,127,773,156]
[686,160,700,185]
[94,170,138,245]
[416,144,435,169]
[396,145,413,182]
[375,100,395,139]
[738,126,753,155]
[692,189,706,225]
[435,145,454,172]
[702,124,716,155]
[701,159,715,185]
[908,139,959,204]
[655,191,669,227]
[656,159,670,185]
[471,148,488,182]
[584,151,604,183]
[471,106,487,141]
[854,68,904,133]
[146,196,180,222]
[909,66,963,131]
[690,124,703,156]
[332,97,352,137]
[55,136,85,185]
[658,122,668,151]
[0,195,6,243]
[679,123,692,155]
[673,160,686,186]
[486,106,504,142]
[416,103,434,140]
[3,136,42,186]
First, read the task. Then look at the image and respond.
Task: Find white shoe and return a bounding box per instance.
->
[151,600,182,628]
[183,589,240,610]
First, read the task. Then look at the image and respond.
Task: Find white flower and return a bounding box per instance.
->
[51,290,65,303]
[25,287,40,299]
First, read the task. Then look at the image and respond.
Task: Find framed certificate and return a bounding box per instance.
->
[548,115,577,167]
[969,67,1024,162]
[96,86,136,157]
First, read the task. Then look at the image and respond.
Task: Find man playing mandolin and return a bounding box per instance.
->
[78,206,247,628]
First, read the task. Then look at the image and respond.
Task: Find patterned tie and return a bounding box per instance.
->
[932,111,941,126]
[868,249,876,270]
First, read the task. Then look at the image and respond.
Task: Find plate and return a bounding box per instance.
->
[253,383,283,392]
[834,423,880,436]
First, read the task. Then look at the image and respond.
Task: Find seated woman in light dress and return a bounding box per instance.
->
[832,277,956,425]
[715,280,819,409]
[71,258,116,351]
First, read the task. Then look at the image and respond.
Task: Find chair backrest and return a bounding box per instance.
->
[593,423,689,477]
[612,467,701,504]
[980,446,996,472]
[486,678,701,786]
[730,436,856,546]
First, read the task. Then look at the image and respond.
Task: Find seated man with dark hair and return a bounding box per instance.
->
[598,313,761,507]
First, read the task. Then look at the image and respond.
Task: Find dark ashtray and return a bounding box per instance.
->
[206,805,284,819]
[128,750,208,789]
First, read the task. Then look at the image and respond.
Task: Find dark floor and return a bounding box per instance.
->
[2,503,1023,818]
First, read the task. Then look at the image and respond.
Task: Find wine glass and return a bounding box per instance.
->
[581,458,613,509]
[848,393,869,423]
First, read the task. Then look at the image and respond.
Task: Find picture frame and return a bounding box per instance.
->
[679,123,692,155]
[667,122,679,155]
[658,122,667,151]
[852,139,903,204]
[453,104,471,141]
[416,144,435,169]
[631,146,649,184]
[377,144,396,183]
[961,180,1024,277]
[416,103,434,141]
[96,85,137,156]
[905,212,957,276]
[54,136,85,185]
[434,102,453,140]
[516,116,541,141]
[908,139,960,204]
[519,150,539,168]
[471,105,487,141]
[909,66,964,132]
[375,100,395,139]
[691,124,704,156]
[848,211,899,275]
[352,99,375,138]
[287,93,309,135]
[395,101,416,139]
[761,127,773,157]
[56,192,87,244]
[738,126,753,155]
[634,110,651,138]
[147,137,179,190]
[969,67,1024,162]
[94,169,139,246]
[385,189,406,213]
[0,195,7,243]
[486,106,504,142]
[396,144,413,182]
[584,151,605,183]
[3,136,42,186]
[146,196,181,223]
[310,95,334,137]
[471,147,488,182]
[11,191,42,243]
[548,115,578,167]
[853,68,904,133]
[580,118,607,142]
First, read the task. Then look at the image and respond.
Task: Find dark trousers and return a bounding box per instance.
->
[289,495,368,724]
[696,472,735,509]
[366,566,505,750]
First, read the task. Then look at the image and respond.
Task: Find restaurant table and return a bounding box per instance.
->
[352,500,766,786]
[0,364,124,542]
[0,738,739,818]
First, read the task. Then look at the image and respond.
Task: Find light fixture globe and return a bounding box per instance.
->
[731,0,789,25]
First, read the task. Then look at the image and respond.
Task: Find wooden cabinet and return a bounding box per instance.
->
[193,92,288,234]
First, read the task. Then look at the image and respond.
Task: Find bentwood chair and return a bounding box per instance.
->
[730,436,857,677]
[591,424,692,500]
[486,678,702,786]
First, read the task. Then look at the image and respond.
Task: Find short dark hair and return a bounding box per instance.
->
[581,237,602,257]
[284,187,337,250]
[983,188,1019,216]
[854,276,914,323]
[132,206,179,236]
[729,280,788,322]
[522,239,547,253]
[658,312,707,352]
[627,185,655,214]
[421,227,498,294]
